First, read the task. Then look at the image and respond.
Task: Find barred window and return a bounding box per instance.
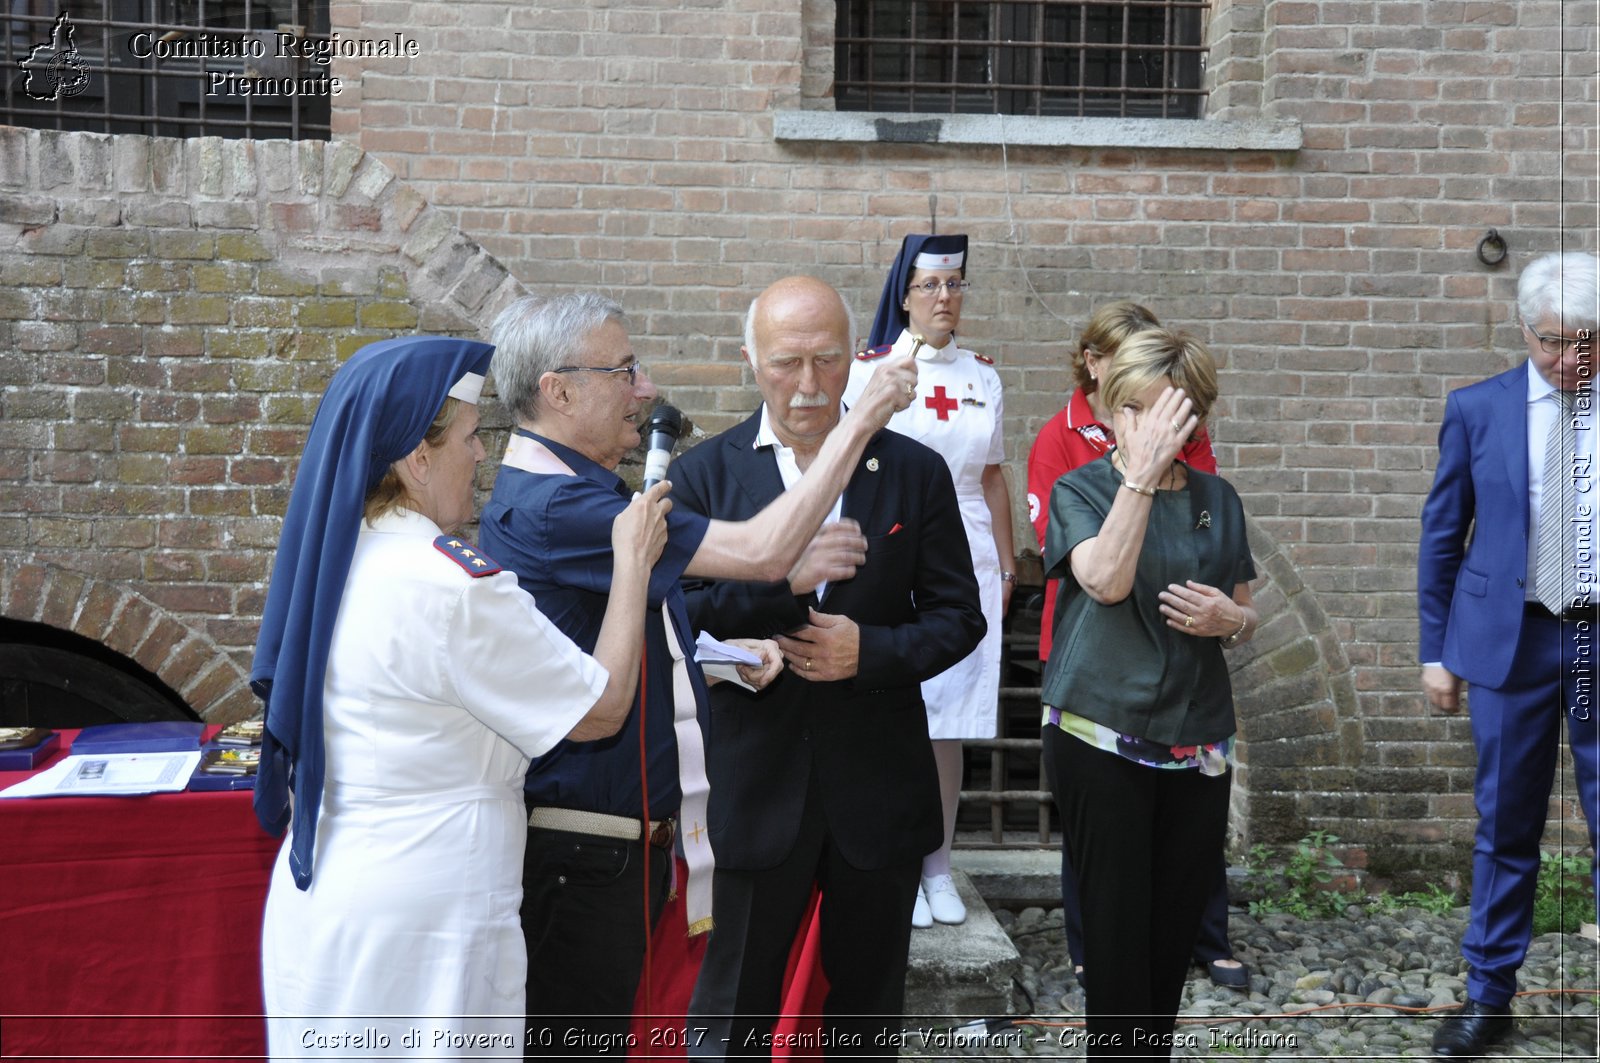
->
[835,0,1208,119]
[3,1,332,139]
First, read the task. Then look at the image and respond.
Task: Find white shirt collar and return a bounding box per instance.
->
[893,328,957,365]
[1528,358,1597,416]
[754,403,782,449]
[1526,359,1558,404]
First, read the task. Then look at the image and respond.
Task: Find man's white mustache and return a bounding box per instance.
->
[789,392,830,409]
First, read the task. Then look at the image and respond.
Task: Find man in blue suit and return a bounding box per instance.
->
[1419,251,1599,1058]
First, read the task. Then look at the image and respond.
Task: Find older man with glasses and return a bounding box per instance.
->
[1419,251,1600,1059]
[477,292,918,1055]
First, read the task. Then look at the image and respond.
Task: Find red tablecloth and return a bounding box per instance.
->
[0,729,278,1060]
[0,733,829,1061]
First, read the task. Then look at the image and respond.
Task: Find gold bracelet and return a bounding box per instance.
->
[1221,616,1249,648]
[1121,480,1157,498]
[999,571,1016,584]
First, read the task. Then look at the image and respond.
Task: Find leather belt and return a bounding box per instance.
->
[528,806,674,849]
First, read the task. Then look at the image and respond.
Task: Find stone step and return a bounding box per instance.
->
[952,848,1062,910]
[904,871,1022,1022]
[952,846,1253,910]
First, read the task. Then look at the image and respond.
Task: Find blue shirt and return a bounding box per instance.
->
[479,431,711,817]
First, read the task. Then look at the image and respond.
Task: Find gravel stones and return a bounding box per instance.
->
[910,904,1599,1059]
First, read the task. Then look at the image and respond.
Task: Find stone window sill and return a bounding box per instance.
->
[773,111,1302,152]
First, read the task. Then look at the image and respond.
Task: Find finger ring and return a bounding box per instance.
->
[1184,615,1194,628]
[1171,419,1184,433]
[905,383,916,397]
[805,658,813,670]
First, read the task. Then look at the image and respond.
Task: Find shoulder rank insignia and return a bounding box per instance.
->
[433,536,503,577]
[973,352,995,366]
[855,344,894,361]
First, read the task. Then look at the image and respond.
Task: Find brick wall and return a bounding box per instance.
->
[329,0,1597,871]
[1,0,1596,874]
[0,128,524,722]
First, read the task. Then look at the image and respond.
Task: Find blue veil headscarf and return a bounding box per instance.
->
[867,233,970,348]
[251,335,493,890]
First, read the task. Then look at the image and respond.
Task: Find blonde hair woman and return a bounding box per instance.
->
[1040,329,1256,1057]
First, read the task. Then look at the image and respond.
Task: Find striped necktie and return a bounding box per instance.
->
[1536,389,1576,615]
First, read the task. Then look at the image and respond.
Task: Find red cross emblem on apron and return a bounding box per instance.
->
[924,385,958,421]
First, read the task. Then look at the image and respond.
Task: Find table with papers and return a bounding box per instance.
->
[0,729,832,1060]
[0,728,278,1059]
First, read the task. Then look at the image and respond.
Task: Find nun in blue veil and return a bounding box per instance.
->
[843,233,1014,931]
[253,334,669,1059]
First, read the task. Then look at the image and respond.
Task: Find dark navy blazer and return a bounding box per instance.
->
[668,413,985,873]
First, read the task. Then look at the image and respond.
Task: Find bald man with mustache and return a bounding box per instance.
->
[669,277,986,1058]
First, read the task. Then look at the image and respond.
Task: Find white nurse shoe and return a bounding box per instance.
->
[911,882,934,928]
[922,873,966,925]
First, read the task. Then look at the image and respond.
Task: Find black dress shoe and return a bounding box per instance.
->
[1206,958,1251,989]
[1433,999,1513,1058]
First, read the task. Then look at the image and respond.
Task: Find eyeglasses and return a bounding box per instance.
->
[909,279,972,297]
[552,361,644,385]
[1525,325,1587,357]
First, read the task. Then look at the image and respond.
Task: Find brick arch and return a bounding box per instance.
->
[2,127,539,726]
[0,560,257,724]
[1228,516,1362,848]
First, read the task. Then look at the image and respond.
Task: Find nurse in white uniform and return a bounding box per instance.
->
[251,336,671,1059]
[845,234,1014,928]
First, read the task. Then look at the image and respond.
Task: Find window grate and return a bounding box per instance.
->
[957,590,1056,848]
[3,2,332,140]
[836,0,1209,119]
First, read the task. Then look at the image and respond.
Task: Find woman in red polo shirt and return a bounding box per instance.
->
[1025,302,1249,993]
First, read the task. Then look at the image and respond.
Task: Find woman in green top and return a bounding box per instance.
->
[1040,329,1258,1058]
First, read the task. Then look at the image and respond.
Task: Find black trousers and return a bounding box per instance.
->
[687,772,920,1061]
[1044,727,1231,1059]
[1056,795,1235,968]
[521,825,672,1059]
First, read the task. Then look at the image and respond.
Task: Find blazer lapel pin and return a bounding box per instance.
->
[1196,510,1212,530]
[866,457,879,472]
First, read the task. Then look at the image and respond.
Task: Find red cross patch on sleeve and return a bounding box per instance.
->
[432,536,503,577]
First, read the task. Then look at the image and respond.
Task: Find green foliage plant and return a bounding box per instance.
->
[1244,831,1352,920]
[1369,882,1458,916]
[1531,850,1596,936]
[1249,840,1593,928]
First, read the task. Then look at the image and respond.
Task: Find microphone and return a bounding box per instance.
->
[641,404,682,491]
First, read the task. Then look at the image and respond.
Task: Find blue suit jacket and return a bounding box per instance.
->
[1418,363,1530,689]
